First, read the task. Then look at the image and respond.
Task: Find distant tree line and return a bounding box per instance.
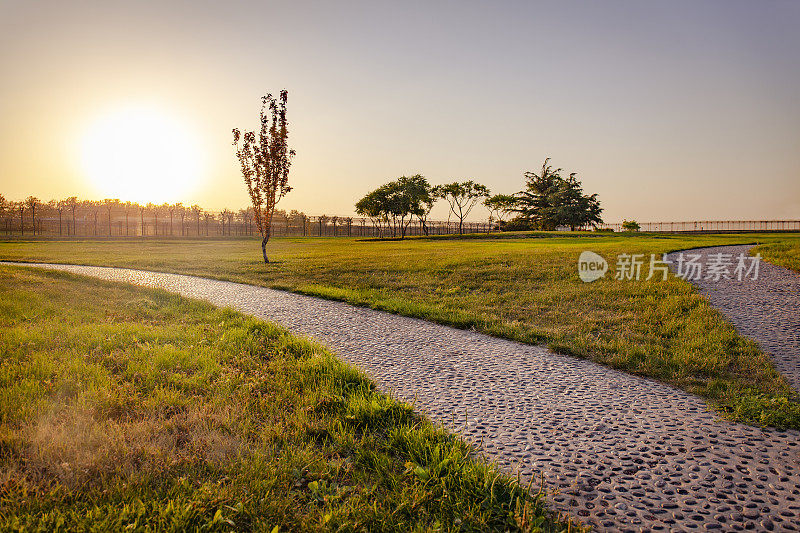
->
[354,158,603,238]
[0,194,309,237]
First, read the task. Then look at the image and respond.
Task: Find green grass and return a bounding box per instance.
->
[1,232,800,429]
[754,240,800,272]
[0,266,576,532]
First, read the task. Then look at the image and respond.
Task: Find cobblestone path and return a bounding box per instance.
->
[666,244,800,393]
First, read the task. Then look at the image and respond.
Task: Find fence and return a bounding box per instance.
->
[3,213,798,238]
[0,213,494,238]
[595,220,800,233]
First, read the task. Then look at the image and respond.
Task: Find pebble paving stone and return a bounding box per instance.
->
[4,259,800,532]
[666,244,800,393]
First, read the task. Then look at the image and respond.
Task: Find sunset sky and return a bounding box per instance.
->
[1,1,798,222]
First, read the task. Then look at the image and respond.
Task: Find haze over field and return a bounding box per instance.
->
[1,1,798,221]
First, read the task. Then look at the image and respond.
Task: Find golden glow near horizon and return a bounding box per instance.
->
[79,106,205,205]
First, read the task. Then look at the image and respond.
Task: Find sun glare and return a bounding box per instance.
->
[80,107,205,204]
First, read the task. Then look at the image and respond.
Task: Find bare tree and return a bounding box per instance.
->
[233,90,295,263]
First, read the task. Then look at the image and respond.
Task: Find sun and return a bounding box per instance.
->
[80,106,205,204]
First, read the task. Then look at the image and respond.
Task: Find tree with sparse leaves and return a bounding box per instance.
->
[24,196,39,236]
[484,194,517,230]
[233,90,295,263]
[435,181,490,235]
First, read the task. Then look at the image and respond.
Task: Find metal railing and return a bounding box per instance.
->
[0,214,494,238]
[595,220,800,233]
[3,214,798,238]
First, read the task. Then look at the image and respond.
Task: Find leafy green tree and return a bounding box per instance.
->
[398,175,436,235]
[355,175,434,238]
[483,194,517,230]
[435,181,490,235]
[622,219,641,231]
[513,159,602,231]
[233,90,295,263]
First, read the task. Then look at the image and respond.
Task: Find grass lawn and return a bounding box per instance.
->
[1,232,799,429]
[0,266,573,532]
[754,240,800,273]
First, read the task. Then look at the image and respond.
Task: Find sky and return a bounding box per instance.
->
[1,0,798,222]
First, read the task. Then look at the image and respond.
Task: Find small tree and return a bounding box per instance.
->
[124,202,133,236]
[49,199,65,236]
[17,201,24,235]
[175,203,185,236]
[484,194,517,231]
[238,208,252,236]
[622,219,641,232]
[25,196,39,236]
[399,175,435,236]
[104,199,120,236]
[0,195,7,235]
[356,175,435,239]
[233,90,295,263]
[65,197,78,236]
[191,205,202,236]
[220,209,234,236]
[436,181,490,235]
[203,212,213,236]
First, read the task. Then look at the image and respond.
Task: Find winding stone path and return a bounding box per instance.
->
[4,261,800,532]
[666,244,800,393]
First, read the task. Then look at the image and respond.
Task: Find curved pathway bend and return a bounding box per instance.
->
[4,261,800,532]
[666,244,800,393]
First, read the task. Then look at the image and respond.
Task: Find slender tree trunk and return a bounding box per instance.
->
[59,212,62,236]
